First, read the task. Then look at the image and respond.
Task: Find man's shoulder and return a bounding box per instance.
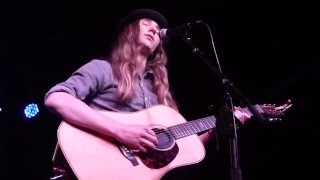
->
[90,59,110,65]
[88,59,112,69]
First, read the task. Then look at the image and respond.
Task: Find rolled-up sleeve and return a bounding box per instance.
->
[44,59,113,102]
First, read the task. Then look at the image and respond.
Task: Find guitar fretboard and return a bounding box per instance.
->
[168,116,216,139]
[240,105,263,117]
[167,104,264,140]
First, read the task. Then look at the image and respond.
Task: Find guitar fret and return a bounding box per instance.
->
[182,125,187,136]
[171,126,180,139]
[204,120,211,128]
[194,121,202,132]
[185,124,193,135]
[190,124,197,133]
[178,124,187,138]
[193,121,201,132]
[199,121,206,131]
[180,124,187,137]
[175,126,181,138]
[186,124,193,136]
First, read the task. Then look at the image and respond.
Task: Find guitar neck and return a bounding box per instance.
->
[168,116,216,139]
[240,104,263,117]
[166,104,265,140]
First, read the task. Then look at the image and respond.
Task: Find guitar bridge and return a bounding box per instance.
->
[118,144,139,166]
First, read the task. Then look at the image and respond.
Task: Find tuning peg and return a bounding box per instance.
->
[263,103,276,106]
[268,117,282,122]
[286,99,292,104]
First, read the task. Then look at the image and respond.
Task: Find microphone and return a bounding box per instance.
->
[159,21,202,40]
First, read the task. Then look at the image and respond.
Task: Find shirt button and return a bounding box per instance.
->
[145,97,148,101]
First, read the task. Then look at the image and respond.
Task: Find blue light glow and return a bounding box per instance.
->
[24,103,39,118]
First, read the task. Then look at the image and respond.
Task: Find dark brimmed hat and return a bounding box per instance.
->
[116,9,169,33]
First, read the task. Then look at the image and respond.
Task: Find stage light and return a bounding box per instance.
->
[24,103,39,119]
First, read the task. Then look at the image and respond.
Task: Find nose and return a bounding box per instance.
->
[150,28,159,36]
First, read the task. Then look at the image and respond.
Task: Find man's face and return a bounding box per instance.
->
[137,18,161,54]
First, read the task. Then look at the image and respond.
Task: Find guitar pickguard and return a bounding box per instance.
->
[139,143,179,169]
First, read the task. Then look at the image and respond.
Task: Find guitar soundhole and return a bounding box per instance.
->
[153,128,174,150]
[139,127,179,169]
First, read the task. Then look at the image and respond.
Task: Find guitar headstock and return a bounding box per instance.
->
[259,99,293,121]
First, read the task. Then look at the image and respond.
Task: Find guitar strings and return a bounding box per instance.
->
[150,117,216,142]
[152,123,215,141]
[152,128,211,142]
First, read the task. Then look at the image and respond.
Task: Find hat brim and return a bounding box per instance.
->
[117,9,169,32]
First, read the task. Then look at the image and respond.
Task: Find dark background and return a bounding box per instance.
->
[1,0,319,179]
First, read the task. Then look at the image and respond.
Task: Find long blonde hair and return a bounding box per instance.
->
[109,20,178,110]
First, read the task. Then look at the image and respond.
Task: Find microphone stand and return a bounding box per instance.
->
[179,32,267,180]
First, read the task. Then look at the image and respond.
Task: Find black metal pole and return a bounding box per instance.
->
[180,34,267,180]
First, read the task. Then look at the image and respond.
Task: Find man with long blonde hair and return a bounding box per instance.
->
[44,9,251,179]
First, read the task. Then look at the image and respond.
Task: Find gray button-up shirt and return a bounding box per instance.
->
[44,59,159,112]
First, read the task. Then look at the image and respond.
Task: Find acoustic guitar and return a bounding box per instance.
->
[57,101,292,180]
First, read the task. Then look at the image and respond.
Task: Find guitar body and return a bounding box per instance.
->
[57,105,206,180]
